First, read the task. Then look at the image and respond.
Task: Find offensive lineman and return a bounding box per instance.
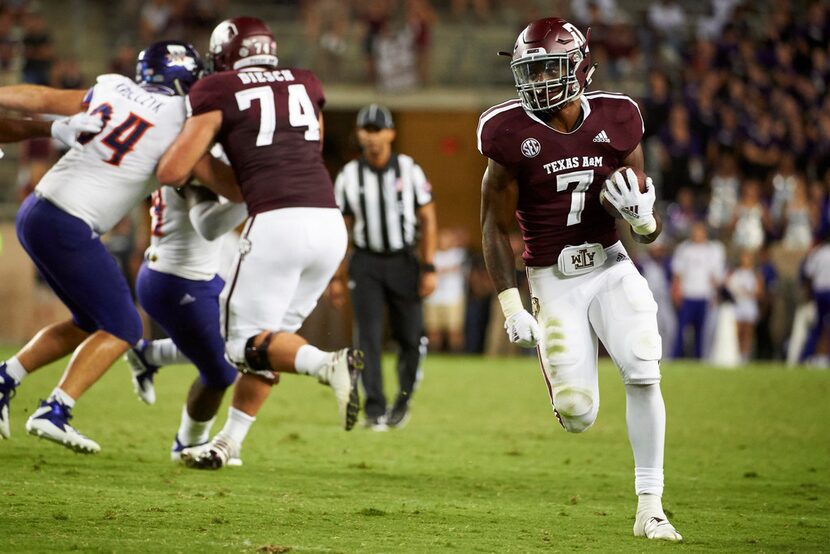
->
[0,41,227,451]
[157,17,362,469]
[478,18,682,541]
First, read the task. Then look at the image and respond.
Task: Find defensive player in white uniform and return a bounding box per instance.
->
[0,41,233,452]
[127,180,248,463]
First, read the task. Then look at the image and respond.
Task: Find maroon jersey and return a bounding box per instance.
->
[187,68,336,215]
[477,91,644,267]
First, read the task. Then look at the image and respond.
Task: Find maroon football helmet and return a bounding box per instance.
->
[502,17,596,112]
[208,16,278,73]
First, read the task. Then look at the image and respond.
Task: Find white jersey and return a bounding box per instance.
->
[671,240,726,300]
[804,244,830,292]
[147,186,247,281]
[36,74,186,234]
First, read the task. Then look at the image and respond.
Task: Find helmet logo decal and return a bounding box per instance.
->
[521,138,541,158]
[210,21,238,53]
[562,22,586,46]
[165,44,197,71]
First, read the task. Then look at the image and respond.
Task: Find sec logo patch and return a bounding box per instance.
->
[521,138,540,158]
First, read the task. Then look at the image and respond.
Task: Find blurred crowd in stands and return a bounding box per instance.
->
[1,0,829,365]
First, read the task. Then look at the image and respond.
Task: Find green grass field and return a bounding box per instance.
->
[1,347,828,553]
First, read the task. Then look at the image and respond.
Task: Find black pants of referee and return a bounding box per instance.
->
[349,249,423,420]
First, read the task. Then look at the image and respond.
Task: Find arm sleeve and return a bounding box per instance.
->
[186,77,225,118]
[411,162,433,207]
[617,96,645,159]
[189,201,248,241]
[333,168,352,215]
[306,71,326,109]
[476,112,506,165]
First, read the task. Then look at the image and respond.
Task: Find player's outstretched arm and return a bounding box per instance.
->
[0,117,51,142]
[0,85,87,115]
[481,158,540,348]
[0,113,101,148]
[157,111,222,187]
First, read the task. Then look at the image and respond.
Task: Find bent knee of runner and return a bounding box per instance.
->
[552,385,597,433]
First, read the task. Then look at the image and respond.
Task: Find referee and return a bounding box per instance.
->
[331,104,437,430]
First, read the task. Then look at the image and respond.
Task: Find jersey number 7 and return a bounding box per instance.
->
[235,84,320,146]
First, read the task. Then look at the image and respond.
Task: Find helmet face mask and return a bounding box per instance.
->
[136,41,203,95]
[506,18,595,113]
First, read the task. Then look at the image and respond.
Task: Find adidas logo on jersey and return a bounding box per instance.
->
[179,293,196,306]
[593,130,610,143]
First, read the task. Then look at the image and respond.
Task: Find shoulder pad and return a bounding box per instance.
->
[95,73,132,85]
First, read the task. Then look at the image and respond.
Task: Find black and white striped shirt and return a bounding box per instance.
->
[334,153,432,253]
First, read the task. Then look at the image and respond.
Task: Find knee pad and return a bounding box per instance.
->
[244,332,274,371]
[552,385,597,433]
[232,332,278,381]
[612,274,663,383]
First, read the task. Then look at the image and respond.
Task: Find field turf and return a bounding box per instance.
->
[0,347,828,552]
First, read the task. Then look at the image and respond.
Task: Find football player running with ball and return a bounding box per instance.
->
[157,17,362,469]
[478,18,682,542]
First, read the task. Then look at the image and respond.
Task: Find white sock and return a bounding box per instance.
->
[177,405,215,446]
[293,345,329,378]
[49,387,76,409]
[143,338,189,367]
[219,406,256,445]
[635,468,665,499]
[637,493,666,517]
[4,356,28,384]
[625,383,665,496]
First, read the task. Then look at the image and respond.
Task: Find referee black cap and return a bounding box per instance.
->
[357,104,394,130]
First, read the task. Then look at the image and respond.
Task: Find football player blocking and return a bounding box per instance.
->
[156,17,362,469]
[478,18,682,541]
[0,41,208,453]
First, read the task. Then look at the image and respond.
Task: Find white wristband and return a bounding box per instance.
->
[497,287,524,319]
[632,216,657,236]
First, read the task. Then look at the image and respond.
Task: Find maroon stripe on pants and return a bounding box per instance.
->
[223,215,256,339]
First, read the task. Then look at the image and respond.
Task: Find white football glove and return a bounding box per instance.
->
[51,112,104,151]
[603,168,657,235]
[504,310,542,348]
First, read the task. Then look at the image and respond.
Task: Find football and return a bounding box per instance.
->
[600,166,648,219]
